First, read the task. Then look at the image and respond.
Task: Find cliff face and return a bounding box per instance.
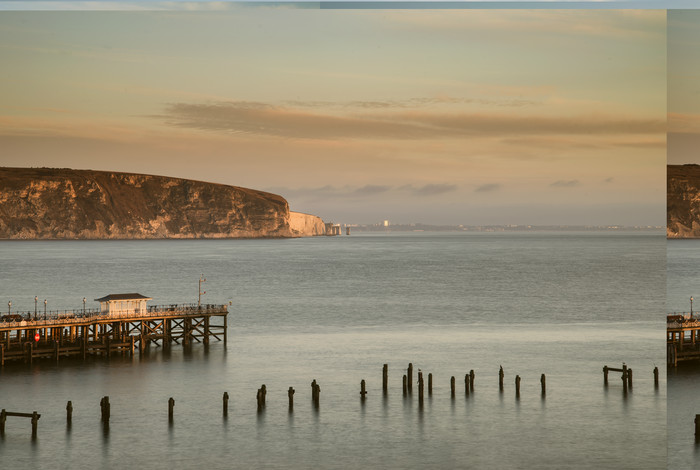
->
[289,211,326,236]
[0,167,326,239]
[668,164,700,238]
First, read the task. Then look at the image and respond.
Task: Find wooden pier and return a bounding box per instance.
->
[667,313,700,366]
[0,303,228,366]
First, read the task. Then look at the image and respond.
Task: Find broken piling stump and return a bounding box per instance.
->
[469,370,475,391]
[499,366,504,392]
[168,397,175,423]
[653,367,659,388]
[288,387,295,411]
[382,364,388,395]
[360,379,367,401]
[223,392,229,417]
[515,375,521,398]
[540,374,546,395]
[407,363,413,393]
[450,376,455,398]
[66,401,73,425]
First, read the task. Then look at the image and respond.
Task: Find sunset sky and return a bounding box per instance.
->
[0,6,665,225]
[669,10,700,165]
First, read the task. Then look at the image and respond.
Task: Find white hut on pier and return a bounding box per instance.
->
[95,293,152,316]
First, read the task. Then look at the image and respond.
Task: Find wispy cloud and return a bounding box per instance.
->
[550,180,580,188]
[155,101,663,141]
[475,183,501,193]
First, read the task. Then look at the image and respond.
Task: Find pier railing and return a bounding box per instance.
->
[0,304,228,328]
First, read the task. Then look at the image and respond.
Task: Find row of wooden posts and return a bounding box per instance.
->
[602,364,660,392]
[0,363,661,438]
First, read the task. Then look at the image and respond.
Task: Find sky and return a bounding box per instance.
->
[668,10,700,166]
[0,6,666,226]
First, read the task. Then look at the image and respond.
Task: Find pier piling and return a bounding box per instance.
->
[403,375,407,396]
[288,387,295,411]
[464,374,470,396]
[66,401,73,425]
[653,367,659,388]
[469,370,475,391]
[100,396,110,423]
[450,376,455,398]
[418,371,424,404]
[428,373,433,395]
[223,392,229,417]
[407,363,413,393]
[499,366,504,392]
[540,374,546,396]
[627,368,633,390]
[31,411,38,439]
[603,365,609,385]
[360,379,367,401]
[382,364,388,395]
[515,375,521,398]
[696,414,700,442]
[168,397,175,423]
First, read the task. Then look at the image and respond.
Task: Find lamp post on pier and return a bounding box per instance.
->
[34,296,38,320]
[83,297,86,315]
[8,300,11,315]
[44,299,47,317]
[198,274,206,308]
[692,297,694,319]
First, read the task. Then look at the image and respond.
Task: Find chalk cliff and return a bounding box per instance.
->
[668,164,700,238]
[0,167,326,239]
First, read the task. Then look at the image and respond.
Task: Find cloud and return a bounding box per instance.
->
[402,183,458,196]
[156,101,664,141]
[475,183,501,193]
[352,185,391,196]
[550,180,580,188]
[603,177,614,184]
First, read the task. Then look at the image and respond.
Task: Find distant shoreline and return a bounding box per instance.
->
[347,224,663,233]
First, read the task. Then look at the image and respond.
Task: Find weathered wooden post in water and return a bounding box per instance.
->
[257,385,267,411]
[499,366,504,392]
[100,396,110,423]
[0,409,5,435]
[418,371,424,404]
[695,414,700,442]
[627,368,633,389]
[622,364,628,393]
[653,367,659,388]
[464,374,470,396]
[407,363,413,393]
[540,374,546,396]
[168,397,175,423]
[311,380,320,408]
[450,376,455,398]
[360,380,367,401]
[31,411,38,439]
[382,364,388,395]
[515,375,521,398]
[223,392,229,417]
[469,370,475,391]
[428,373,433,395]
[288,387,295,411]
[66,401,73,425]
[403,375,407,396]
[603,365,609,385]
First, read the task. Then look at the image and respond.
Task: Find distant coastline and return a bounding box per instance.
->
[348,223,663,233]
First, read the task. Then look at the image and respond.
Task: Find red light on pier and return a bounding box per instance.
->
[34,332,40,342]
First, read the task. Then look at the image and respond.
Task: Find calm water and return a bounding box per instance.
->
[0,232,665,469]
[667,239,700,469]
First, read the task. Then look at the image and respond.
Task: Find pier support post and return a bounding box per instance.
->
[0,409,5,435]
[1,344,4,367]
[469,370,475,391]
[382,364,388,395]
[168,397,175,423]
[223,392,229,417]
[360,379,367,401]
[541,374,546,396]
[407,363,413,393]
[204,316,210,346]
[288,387,295,411]
[464,374,470,396]
[627,368,633,390]
[31,411,38,439]
[696,414,700,442]
[450,376,455,398]
[402,375,407,396]
[653,367,659,388]
[499,366,504,392]
[66,401,73,425]
[418,371,424,405]
[100,396,110,423]
[428,373,433,395]
[622,364,628,393]
[311,381,320,408]
[603,365,609,385]
[515,375,521,398]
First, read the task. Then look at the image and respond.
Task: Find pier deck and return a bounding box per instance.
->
[0,304,228,365]
[667,313,700,366]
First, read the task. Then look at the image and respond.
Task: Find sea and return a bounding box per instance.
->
[0,232,665,469]
[666,239,700,469]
